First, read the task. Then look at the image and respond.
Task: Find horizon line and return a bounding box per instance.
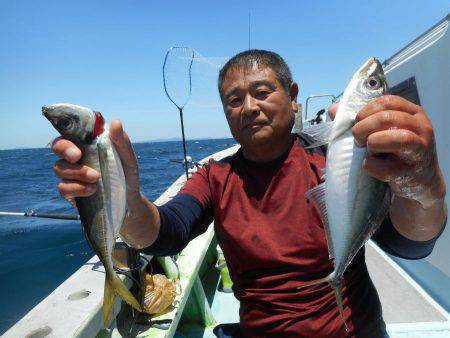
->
[0,135,235,151]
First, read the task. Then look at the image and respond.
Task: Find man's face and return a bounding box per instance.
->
[220,64,297,148]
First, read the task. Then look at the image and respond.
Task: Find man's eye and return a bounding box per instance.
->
[256,90,270,99]
[228,98,242,106]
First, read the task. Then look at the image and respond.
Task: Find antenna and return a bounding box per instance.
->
[248,10,251,50]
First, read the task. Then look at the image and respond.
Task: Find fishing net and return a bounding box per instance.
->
[163,47,228,111]
[162,46,229,178]
[163,47,195,111]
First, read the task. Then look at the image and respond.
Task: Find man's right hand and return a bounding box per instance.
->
[52,120,140,200]
[52,137,99,198]
[52,120,161,249]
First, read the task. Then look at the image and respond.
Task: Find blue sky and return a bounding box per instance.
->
[0,0,448,149]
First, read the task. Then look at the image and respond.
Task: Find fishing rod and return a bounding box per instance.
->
[0,211,80,220]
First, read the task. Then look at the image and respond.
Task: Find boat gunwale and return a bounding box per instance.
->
[2,144,240,338]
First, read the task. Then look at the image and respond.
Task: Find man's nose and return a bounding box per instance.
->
[243,94,258,116]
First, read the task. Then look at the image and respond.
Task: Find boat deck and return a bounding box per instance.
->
[176,241,450,338]
[4,144,450,338]
[366,242,450,337]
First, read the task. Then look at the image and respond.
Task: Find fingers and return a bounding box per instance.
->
[52,137,82,164]
[109,120,140,192]
[52,120,141,199]
[109,120,138,174]
[327,102,339,121]
[58,180,97,198]
[366,129,425,163]
[352,110,420,147]
[363,155,410,182]
[54,159,100,183]
[356,95,423,122]
[356,95,442,205]
[52,137,97,199]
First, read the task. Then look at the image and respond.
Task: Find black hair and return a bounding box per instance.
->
[218,49,293,99]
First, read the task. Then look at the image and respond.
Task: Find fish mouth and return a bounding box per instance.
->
[358,57,383,78]
[42,105,51,119]
[42,105,58,126]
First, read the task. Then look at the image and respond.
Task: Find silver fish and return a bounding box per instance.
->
[300,58,390,325]
[42,103,142,326]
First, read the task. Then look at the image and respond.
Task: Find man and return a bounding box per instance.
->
[52,50,446,337]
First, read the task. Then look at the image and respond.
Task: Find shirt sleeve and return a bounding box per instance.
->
[140,164,214,256]
[373,214,447,260]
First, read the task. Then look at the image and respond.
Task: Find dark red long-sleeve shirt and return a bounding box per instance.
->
[142,134,444,337]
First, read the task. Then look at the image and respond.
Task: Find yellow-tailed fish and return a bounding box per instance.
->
[43,103,142,326]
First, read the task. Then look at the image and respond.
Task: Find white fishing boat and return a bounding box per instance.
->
[4,13,450,338]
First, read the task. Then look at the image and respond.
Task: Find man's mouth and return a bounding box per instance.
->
[243,121,268,129]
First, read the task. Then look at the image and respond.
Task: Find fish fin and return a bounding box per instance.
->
[331,281,349,332]
[98,135,127,236]
[297,271,334,289]
[297,276,328,289]
[365,184,391,237]
[301,121,334,148]
[79,210,104,259]
[103,278,116,327]
[111,272,142,313]
[320,167,326,181]
[97,140,121,237]
[341,182,391,274]
[305,183,335,259]
[97,140,112,222]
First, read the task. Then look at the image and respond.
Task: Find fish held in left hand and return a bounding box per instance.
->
[43,103,142,326]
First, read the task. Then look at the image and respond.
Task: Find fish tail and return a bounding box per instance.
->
[298,273,350,332]
[297,272,333,289]
[103,278,116,327]
[297,271,349,332]
[331,280,349,333]
[102,273,142,327]
[112,273,142,312]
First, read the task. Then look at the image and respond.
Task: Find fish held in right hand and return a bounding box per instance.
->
[43,103,142,326]
[51,125,102,199]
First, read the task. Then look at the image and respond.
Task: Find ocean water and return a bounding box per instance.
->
[0,138,235,334]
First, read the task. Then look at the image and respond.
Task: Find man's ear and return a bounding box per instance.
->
[290,82,299,112]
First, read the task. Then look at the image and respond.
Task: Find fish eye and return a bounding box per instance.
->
[365,76,381,90]
[57,117,72,130]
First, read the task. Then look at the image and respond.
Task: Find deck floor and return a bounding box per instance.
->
[365,242,447,324]
[177,241,450,338]
[176,266,239,338]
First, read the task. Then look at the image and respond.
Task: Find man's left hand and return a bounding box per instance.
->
[352,95,446,208]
